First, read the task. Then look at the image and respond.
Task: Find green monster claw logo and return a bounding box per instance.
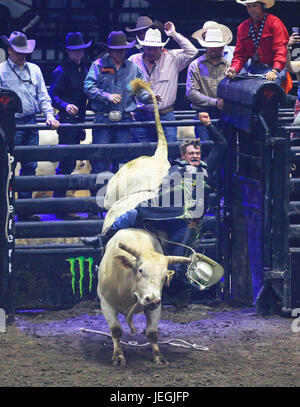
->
[66,256,94,298]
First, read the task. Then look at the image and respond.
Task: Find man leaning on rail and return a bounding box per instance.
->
[83,30,153,219]
[186,22,232,141]
[226,0,289,82]
[128,21,198,143]
[49,32,92,220]
[0,31,59,222]
[286,30,300,133]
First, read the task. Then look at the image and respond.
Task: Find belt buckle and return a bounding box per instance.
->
[108,110,123,122]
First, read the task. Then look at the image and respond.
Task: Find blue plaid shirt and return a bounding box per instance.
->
[84,54,150,113]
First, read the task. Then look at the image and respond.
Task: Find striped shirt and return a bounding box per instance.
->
[129,33,198,111]
[186,53,230,109]
[0,58,55,120]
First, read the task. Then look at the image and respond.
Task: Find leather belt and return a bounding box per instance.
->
[95,111,132,120]
[137,106,174,116]
[159,106,174,115]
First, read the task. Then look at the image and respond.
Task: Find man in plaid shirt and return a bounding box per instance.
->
[186,23,232,141]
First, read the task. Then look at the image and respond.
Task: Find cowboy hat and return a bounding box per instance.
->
[125,16,153,33]
[98,31,135,49]
[0,31,35,54]
[137,28,170,47]
[65,32,92,49]
[236,0,275,8]
[186,253,224,290]
[192,22,233,47]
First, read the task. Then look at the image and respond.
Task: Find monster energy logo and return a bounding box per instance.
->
[66,256,94,298]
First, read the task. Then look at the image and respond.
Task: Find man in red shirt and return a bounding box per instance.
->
[226,0,289,81]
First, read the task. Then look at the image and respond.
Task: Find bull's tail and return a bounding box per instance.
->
[129,78,167,160]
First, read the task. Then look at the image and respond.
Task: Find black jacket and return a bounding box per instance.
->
[136,123,227,223]
[49,58,88,122]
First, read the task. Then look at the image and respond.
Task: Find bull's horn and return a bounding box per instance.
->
[167,256,192,265]
[119,242,141,259]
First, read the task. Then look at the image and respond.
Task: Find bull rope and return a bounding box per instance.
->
[80,327,209,351]
[143,226,203,287]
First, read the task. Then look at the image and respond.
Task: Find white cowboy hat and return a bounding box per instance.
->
[186,253,224,290]
[236,0,275,8]
[194,28,231,48]
[192,22,232,47]
[137,28,170,47]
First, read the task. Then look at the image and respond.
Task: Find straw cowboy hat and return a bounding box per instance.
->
[186,253,224,291]
[137,28,170,47]
[236,0,275,8]
[65,32,92,49]
[125,16,154,32]
[192,22,233,47]
[98,31,135,49]
[0,31,35,53]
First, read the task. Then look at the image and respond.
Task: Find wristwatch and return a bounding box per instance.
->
[272,68,281,74]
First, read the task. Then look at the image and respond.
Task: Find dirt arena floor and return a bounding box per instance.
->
[1,300,299,390]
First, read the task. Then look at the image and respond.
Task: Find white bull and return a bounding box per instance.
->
[98,228,191,367]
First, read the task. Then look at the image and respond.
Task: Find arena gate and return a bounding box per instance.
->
[0,96,221,317]
[0,79,299,319]
[218,76,300,315]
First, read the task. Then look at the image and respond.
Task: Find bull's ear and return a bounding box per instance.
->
[113,255,135,270]
[165,270,175,287]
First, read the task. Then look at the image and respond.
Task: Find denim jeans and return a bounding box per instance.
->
[133,110,177,142]
[15,115,39,199]
[54,124,84,198]
[248,64,286,86]
[109,210,187,255]
[91,114,133,175]
[108,210,192,284]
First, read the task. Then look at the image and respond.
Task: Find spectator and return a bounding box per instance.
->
[84,31,151,219]
[192,21,234,63]
[286,31,300,135]
[126,15,165,42]
[187,23,232,140]
[49,32,92,220]
[129,22,198,142]
[226,0,289,81]
[125,15,166,56]
[0,31,59,222]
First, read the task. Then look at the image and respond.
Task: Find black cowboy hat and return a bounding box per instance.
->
[98,31,135,49]
[65,32,92,49]
[125,16,154,33]
[126,16,165,37]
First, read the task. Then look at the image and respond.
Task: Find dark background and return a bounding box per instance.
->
[0,0,299,106]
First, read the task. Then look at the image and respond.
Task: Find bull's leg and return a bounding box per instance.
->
[144,305,169,365]
[100,297,126,367]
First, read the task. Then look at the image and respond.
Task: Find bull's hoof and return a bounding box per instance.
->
[112,355,127,368]
[153,354,169,365]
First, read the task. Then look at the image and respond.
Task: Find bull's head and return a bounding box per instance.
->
[116,242,191,307]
